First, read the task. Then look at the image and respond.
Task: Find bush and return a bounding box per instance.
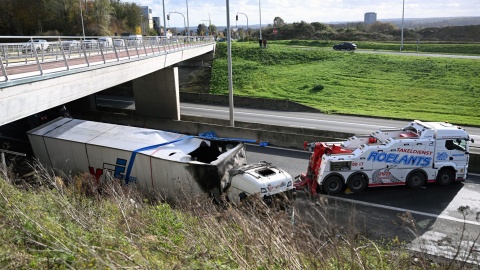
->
[312,84,325,92]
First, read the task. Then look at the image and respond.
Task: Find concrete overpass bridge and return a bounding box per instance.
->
[0,35,216,126]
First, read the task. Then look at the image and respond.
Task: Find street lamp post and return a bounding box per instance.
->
[259,0,262,40]
[226,0,234,127]
[162,0,167,35]
[237,12,248,39]
[168,11,186,35]
[78,0,85,38]
[208,13,211,36]
[201,19,211,36]
[186,0,190,36]
[400,0,405,52]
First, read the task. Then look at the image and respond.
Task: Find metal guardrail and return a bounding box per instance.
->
[0,35,215,83]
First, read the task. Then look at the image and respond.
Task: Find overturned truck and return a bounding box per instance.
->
[27,118,294,203]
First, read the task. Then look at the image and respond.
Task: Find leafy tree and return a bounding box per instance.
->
[292,21,315,38]
[88,0,114,35]
[197,23,207,36]
[123,3,142,33]
[209,24,218,36]
[0,0,48,35]
[311,22,331,32]
[273,16,285,27]
[367,21,398,34]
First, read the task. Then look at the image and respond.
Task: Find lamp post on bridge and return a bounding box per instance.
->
[186,0,190,37]
[236,12,248,40]
[201,19,211,36]
[168,11,186,36]
[78,0,85,39]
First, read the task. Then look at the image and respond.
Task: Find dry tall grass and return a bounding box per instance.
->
[0,161,477,269]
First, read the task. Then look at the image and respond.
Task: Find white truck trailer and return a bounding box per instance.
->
[295,120,474,195]
[27,118,294,204]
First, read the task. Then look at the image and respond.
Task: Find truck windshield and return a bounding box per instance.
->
[445,139,466,151]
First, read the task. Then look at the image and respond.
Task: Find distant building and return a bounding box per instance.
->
[364,12,377,25]
[153,17,162,35]
[140,6,153,35]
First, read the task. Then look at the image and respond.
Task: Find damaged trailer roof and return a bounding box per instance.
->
[29,117,241,164]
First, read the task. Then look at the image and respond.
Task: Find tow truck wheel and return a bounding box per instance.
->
[436,169,455,186]
[323,175,344,194]
[406,171,426,188]
[348,174,367,193]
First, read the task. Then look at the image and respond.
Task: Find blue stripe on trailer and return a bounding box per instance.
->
[124,131,268,183]
[124,135,195,183]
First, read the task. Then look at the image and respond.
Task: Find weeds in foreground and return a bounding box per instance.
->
[0,162,478,269]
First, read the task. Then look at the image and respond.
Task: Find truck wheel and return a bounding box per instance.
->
[406,171,426,188]
[323,175,344,194]
[436,169,455,185]
[347,174,367,193]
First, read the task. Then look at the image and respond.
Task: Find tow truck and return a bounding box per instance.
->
[294,120,474,195]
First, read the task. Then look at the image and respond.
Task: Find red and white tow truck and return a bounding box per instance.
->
[294,120,474,195]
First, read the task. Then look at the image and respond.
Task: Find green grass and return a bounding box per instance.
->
[211,42,480,126]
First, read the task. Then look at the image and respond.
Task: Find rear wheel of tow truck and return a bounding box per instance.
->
[406,171,426,188]
[323,175,344,194]
[436,168,455,186]
[347,173,368,193]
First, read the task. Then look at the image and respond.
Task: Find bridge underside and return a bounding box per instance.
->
[0,45,215,126]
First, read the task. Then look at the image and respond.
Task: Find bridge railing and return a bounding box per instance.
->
[0,35,215,83]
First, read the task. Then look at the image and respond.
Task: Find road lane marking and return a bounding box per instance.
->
[181,106,397,129]
[323,195,480,226]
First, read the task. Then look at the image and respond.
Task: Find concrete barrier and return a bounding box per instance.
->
[180,92,321,112]
[75,110,480,173]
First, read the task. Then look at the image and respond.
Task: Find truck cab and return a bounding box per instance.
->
[410,121,471,184]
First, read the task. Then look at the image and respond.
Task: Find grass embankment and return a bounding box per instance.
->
[211,42,480,126]
[0,169,459,269]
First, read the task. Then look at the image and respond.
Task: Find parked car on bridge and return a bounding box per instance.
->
[126,35,143,46]
[98,37,113,48]
[82,39,98,49]
[61,40,80,51]
[21,39,50,53]
[113,39,126,47]
[146,36,161,46]
[333,42,357,51]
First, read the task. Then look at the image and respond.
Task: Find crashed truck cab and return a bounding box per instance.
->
[227,161,295,205]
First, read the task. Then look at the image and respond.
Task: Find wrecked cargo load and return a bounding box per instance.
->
[27,118,294,203]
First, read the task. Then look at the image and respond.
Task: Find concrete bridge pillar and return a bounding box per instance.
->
[133,67,180,120]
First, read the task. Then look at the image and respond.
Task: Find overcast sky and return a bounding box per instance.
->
[127,0,480,29]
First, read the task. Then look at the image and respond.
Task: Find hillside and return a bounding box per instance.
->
[380,16,480,29]
[210,42,480,126]
[416,25,480,42]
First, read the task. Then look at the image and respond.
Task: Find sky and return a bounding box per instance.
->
[128,0,480,29]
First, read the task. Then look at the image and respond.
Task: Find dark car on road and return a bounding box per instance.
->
[333,42,357,51]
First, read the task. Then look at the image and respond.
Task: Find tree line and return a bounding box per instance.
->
[2,2,478,42]
[227,16,480,42]
[0,0,142,36]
